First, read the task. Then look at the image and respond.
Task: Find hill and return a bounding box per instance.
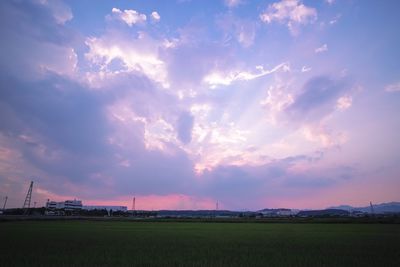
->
[329,202,400,213]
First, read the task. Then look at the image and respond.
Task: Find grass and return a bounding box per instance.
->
[1,221,400,266]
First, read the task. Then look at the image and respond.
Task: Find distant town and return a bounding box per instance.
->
[1,181,400,219]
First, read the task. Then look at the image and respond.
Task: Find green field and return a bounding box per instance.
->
[1,221,400,266]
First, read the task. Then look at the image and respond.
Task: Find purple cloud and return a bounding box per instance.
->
[0,0,398,210]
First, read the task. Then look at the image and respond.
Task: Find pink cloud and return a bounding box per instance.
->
[78,194,216,210]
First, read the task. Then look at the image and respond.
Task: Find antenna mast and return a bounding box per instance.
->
[22,181,34,215]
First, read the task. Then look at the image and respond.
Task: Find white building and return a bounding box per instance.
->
[46,199,127,212]
[46,199,82,210]
[83,205,127,212]
[276,209,293,216]
[261,208,295,217]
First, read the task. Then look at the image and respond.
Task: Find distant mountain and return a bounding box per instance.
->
[329,202,400,214]
[328,205,354,211]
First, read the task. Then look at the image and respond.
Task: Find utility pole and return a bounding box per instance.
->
[2,196,7,210]
[22,181,34,215]
[131,197,136,216]
[213,201,219,219]
[370,201,375,215]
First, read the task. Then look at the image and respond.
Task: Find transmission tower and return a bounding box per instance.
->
[370,201,375,214]
[2,196,7,210]
[22,181,34,215]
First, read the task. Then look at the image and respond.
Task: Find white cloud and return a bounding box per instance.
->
[301,66,311,72]
[37,0,73,24]
[190,121,251,173]
[303,125,347,148]
[260,84,294,124]
[315,44,328,53]
[144,119,176,152]
[224,0,243,8]
[162,38,179,49]
[260,0,317,35]
[385,82,400,93]
[204,62,290,88]
[84,32,169,88]
[151,11,160,22]
[182,103,273,173]
[217,14,256,48]
[325,0,335,5]
[329,14,341,25]
[111,8,146,26]
[107,100,179,154]
[336,96,352,110]
[236,23,256,47]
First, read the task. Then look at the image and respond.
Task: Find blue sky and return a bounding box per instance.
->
[0,0,399,210]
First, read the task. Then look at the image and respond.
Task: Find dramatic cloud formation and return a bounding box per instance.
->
[84,24,169,88]
[0,0,399,210]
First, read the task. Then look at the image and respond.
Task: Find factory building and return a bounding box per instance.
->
[260,208,296,217]
[83,205,127,212]
[46,199,127,212]
[46,199,82,210]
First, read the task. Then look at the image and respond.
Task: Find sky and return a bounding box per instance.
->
[0,0,399,210]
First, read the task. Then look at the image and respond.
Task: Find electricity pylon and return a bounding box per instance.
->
[22,181,33,215]
[2,196,7,210]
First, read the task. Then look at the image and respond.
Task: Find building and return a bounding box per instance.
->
[276,209,294,216]
[46,199,82,210]
[260,208,294,217]
[83,205,127,212]
[46,199,127,213]
[297,209,350,217]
